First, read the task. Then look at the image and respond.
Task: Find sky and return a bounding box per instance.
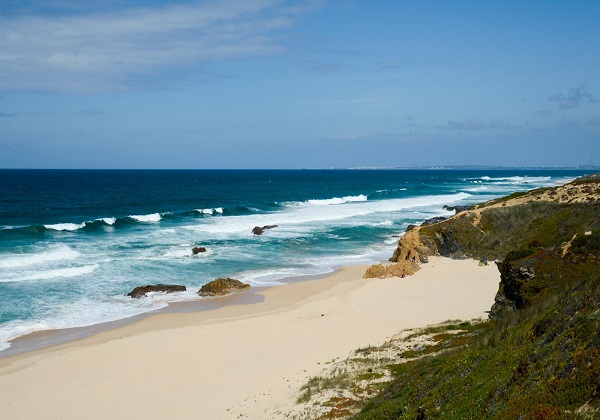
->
[0,0,599,169]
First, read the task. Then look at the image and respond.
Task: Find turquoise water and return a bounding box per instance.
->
[0,169,587,351]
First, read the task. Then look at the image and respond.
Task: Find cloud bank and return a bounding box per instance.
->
[0,0,309,94]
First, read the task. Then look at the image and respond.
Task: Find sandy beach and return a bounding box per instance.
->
[0,257,499,419]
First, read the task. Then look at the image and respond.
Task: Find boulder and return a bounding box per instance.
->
[127,284,187,299]
[252,225,278,235]
[198,278,250,296]
[192,246,207,255]
[363,262,416,279]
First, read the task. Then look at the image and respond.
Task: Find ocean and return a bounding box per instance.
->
[0,169,587,352]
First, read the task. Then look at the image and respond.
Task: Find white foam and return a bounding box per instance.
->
[305,194,368,206]
[284,194,368,207]
[1,264,99,282]
[0,295,169,351]
[373,220,394,226]
[129,213,161,223]
[0,246,80,269]
[44,222,86,231]
[100,217,116,225]
[187,192,470,236]
[238,267,305,285]
[195,207,223,215]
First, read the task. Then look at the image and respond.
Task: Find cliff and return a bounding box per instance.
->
[355,174,600,418]
[366,174,600,275]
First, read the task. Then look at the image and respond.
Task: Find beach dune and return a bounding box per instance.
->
[0,257,499,419]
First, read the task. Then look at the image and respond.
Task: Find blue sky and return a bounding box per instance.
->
[0,0,599,168]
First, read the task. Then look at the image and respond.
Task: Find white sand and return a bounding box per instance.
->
[0,257,499,419]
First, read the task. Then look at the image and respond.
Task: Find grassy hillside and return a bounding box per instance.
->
[419,201,600,262]
[354,177,600,419]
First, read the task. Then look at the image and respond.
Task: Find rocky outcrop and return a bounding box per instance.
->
[488,252,539,318]
[192,246,207,255]
[363,263,407,279]
[443,205,469,214]
[364,228,435,278]
[389,229,432,263]
[127,284,187,298]
[432,229,466,259]
[198,278,250,296]
[488,291,517,320]
[495,258,535,309]
[252,225,278,235]
[420,216,447,226]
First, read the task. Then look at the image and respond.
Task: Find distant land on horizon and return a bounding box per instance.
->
[1,166,599,171]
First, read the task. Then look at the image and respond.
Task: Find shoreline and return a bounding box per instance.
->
[0,257,500,419]
[0,267,349,358]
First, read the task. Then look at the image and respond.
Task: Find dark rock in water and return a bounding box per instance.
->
[198,278,251,296]
[420,216,447,227]
[127,284,187,299]
[252,225,278,235]
[443,205,469,214]
[192,246,207,255]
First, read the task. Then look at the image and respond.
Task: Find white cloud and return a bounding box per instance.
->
[0,0,309,94]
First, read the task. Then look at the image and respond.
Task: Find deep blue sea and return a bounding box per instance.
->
[0,169,588,351]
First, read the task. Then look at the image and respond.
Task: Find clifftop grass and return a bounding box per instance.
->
[420,201,600,261]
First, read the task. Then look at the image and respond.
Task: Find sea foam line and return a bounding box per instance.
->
[0,246,80,269]
[285,194,368,207]
[188,192,471,235]
[1,264,99,283]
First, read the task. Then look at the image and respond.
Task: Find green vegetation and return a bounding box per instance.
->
[570,174,600,185]
[297,370,354,404]
[420,201,600,261]
[351,179,600,419]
